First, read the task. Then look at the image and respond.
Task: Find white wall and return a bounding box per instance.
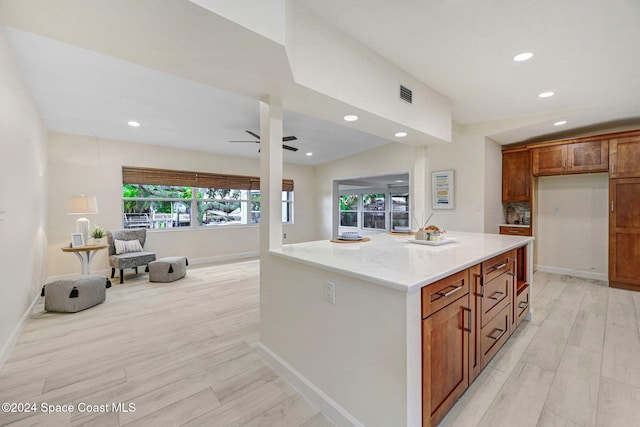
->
[484,138,504,234]
[313,133,500,239]
[47,132,315,277]
[536,173,608,279]
[0,28,48,363]
[424,133,487,232]
[313,142,413,240]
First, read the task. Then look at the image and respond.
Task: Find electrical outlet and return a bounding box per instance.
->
[324,281,335,304]
[0,211,4,221]
[283,233,287,239]
[553,206,560,213]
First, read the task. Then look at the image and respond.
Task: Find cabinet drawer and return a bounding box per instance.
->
[480,305,510,367]
[516,285,530,327]
[480,274,511,327]
[499,226,531,236]
[482,252,513,283]
[422,269,470,319]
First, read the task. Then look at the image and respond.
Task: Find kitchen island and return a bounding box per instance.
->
[259,231,534,427]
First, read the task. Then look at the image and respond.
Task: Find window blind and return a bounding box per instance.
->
[122,166,294,191]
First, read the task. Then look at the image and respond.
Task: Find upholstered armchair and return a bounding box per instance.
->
[107,229,156,283]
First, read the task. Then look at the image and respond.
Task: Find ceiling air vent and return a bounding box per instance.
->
[399,84,413,104]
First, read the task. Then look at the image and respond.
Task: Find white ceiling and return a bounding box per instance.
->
[4,0,640,164]
[302,0,640,142]
[3,26,393,166]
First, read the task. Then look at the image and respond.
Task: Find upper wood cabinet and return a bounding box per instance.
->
[610,135,640,178]
[532,139,608,176]
[502,149,531,202]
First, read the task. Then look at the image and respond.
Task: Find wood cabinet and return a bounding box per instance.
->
[422,246,530,426]
[499,226,531,236]
[610,135,640,178]
[609,178,640,290]
[422,271,471,427]
[502,149,531,202]
[478,252,513,367]
[532,139,608,176]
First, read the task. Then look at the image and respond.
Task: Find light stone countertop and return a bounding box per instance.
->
[269,231,534,292]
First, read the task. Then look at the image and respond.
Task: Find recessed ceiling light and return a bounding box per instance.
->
[343,115,359,122]
[395,180,404,183]
[306,152,313,156]
[513,52,534,62]
[554,120,567,126]
[538,91,555,98]
[395,132,408,137]
[128,121,140,127]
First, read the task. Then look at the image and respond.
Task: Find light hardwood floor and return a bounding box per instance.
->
[0,259,334,427]
[3,263,640,426]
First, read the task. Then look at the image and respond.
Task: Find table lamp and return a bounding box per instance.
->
[68,195,98,242]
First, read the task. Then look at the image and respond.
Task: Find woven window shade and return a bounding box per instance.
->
[122,166,294,191]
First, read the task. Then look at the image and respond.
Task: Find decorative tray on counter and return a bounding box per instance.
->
[407,237,458,246]
[337,232,364,241]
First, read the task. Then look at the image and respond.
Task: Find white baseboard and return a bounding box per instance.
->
[535,264,608,282]
[257,343,363,427]
[188,251,259,266]
[0,291,41,369]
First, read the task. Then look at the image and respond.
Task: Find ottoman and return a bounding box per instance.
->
[148,257,188,282]
[43,275,109,313]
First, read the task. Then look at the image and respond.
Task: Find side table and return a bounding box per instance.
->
[61,244,108,275]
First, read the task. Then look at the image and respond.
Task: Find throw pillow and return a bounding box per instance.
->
[114,239,143,255]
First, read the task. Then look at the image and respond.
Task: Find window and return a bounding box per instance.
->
[338,189,410,232]
[122,167,294,229]
[339,194,358,227]
[123,184,192,228]
[362,193,386,230]
[391,192,410,229]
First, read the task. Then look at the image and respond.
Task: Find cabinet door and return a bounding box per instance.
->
[422,294,470,427]
[610,136,640,178]
[532,145,566,176]
[567,140,609,173]
[609,178,640,288]
[502,150,531,202]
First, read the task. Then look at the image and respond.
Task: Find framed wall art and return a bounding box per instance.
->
[432,170,454,210]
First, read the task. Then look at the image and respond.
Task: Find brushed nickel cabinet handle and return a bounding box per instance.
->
[436,285,463,298]
[519,301,529,310]
[488,291,506,301]
[508,230,520,234]
[476,274,485,297]
[611,200,614,212]
[492,262,508,271]
[488,328,506,340]
[463,307,472,333]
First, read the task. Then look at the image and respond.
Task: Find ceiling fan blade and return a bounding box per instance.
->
[246,130,261,139]
[282,136,297,142]
[282,144,299,151]
[229,140,259,143]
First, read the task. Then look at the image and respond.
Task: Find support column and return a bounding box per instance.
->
[412,145,429,228]
[259,96,283,253]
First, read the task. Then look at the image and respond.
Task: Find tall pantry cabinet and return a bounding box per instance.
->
[609,134,640,290]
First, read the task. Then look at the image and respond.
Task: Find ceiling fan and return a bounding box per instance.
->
[229,130,298,152]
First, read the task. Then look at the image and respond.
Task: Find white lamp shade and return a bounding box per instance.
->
[68,195,98,215]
